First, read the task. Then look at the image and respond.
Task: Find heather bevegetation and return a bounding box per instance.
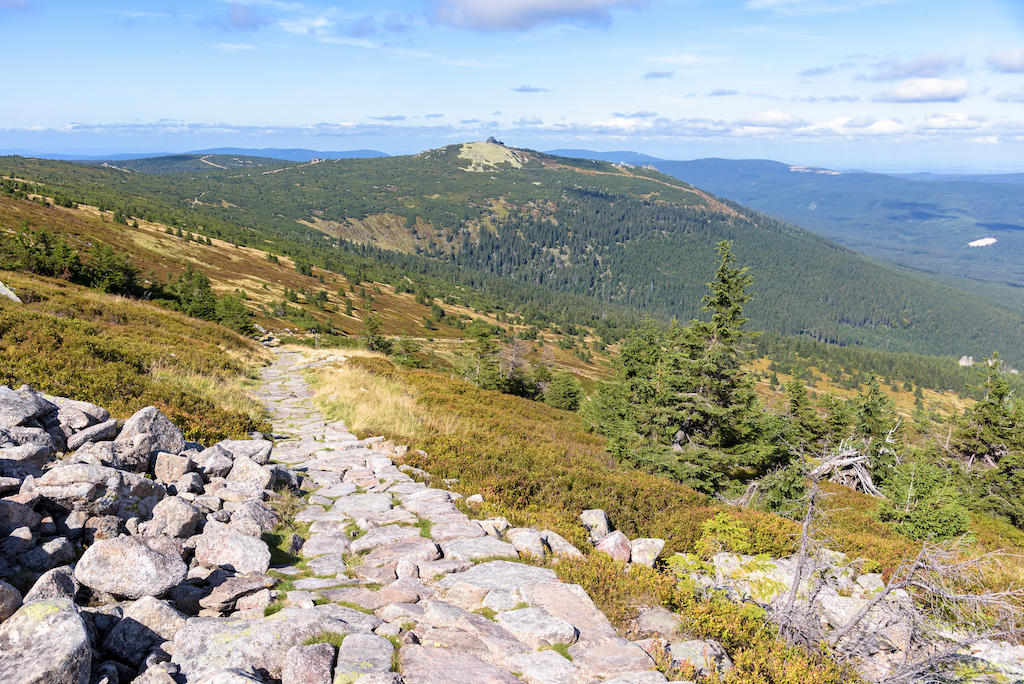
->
[0,270,270,442]
[553,553,857,683]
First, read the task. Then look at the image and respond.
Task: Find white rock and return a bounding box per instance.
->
[496,607,579,648]
[629,538,665,567]
[580,509,610,543]
[505,528,546,558]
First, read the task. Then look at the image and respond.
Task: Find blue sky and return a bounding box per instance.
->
[1,0,1023,170]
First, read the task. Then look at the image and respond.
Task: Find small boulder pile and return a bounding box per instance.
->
[579,509,666,569]
[0,385,287,684]
[577,510,732,680]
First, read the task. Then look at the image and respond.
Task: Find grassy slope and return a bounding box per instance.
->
[0,270,271,442]
[304,352,1023,683]
[3,192,982,437]
[4,192,620,375]
[309,355,1024,585]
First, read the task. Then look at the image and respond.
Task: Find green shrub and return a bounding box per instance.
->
[545,372,582,411]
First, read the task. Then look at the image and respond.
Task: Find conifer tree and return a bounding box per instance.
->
[855,374,899,485]
[785,377,824,449]
[817,392,852,449]
[363,314,392,354]
[660,240,759,450]
[954,354,1021,468]
[583,240,763,493]
[546,372,582,411]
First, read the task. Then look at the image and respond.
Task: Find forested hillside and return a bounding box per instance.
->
[4,142,1024,366]
[649,157,1024,309]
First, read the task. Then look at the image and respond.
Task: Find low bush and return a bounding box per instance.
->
[553,553,858,683]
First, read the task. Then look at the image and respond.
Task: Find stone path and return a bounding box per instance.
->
[26,346,1001,683]
[254,349,345,443]
[245,348,684,684]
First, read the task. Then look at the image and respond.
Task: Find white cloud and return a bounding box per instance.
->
[868,53,964,81]
[795,116,908,137]
[917,113,986,132]
[431,0,648,31]
[987,48,1024,73]
[279,15,333,35]
[612,110,658,118]
[794,94,860,103]
[734,110,809,129]
[4,121,458,139]
[994,86,1024,104]
[11,111,1021,149]
[874,78,969,103]
[798,65,834,77]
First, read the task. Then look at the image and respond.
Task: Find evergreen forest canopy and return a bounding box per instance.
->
[2,143,1024,367]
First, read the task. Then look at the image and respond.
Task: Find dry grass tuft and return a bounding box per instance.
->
[307,355,426,438]
[149,364,269,427]
[304,350,465,439]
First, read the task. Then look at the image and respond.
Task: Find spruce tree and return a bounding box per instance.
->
[660,240,758,450]
[583,240,762,493]
[363,314,392,354]
[856,374,899,485]
[785,377,824,449]
[954,354,1021,468]
[817,392,852,449]
[546,373,583,411]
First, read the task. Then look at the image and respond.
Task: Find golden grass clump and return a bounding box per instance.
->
[307,351,426,439]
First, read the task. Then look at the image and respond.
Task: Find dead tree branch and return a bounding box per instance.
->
[772,447,1024,683]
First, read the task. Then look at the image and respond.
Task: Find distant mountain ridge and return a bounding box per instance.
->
[0,148,391,162]
[639,158,1024,309]
[186,148,390,161]
[544,149,665,164]
[890,172,1024,185]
